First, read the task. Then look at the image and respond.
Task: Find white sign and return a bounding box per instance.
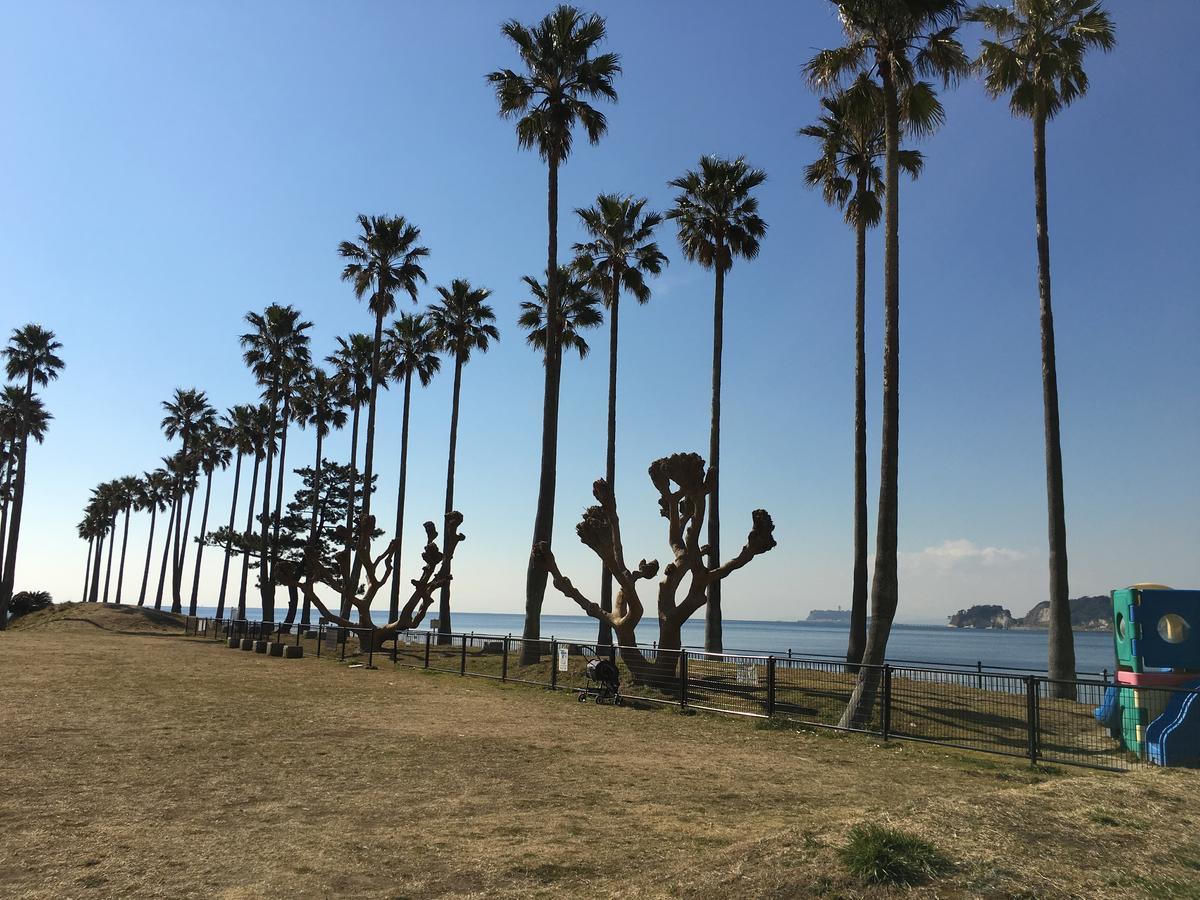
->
[736,662,759,686]
[557,644,569,672]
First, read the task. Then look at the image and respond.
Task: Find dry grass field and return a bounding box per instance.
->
[1,607,1199,899]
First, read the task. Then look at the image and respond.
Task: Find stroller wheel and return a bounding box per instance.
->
[577,691,588,702]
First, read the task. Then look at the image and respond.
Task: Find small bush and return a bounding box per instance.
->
[9,590,52,619]
[839,823,949,887]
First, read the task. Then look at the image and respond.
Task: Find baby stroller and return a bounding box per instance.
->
[578,654,623,706]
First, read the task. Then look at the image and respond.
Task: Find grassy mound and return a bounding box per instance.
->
[839,823,951,887]
[7,602,186,634]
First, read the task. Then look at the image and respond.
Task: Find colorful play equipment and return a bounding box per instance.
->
[1095,584,1200,766]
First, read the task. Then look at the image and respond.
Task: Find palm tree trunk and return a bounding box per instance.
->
[238,454,262,620]
[302,428,324,628]
[172,486,196,614]
[259,387,280,621]
[82,535,94,602]
[114,507,132,604]
[1034,111,1076,699]
[102,513,117,604]
[0,435,30,624]
[351,315,385,622]
[138,505,159,606]
[848,202,869,668]
[0,453,13,588]
[154,494,176,611]
[705,263,725,653]
[438,354,464,641]
[840,65,902,729]
[89,532,105,604]
[597,271,621,650]
[341,402,361,618]
[188,469,215,616]
[521,153,561,664]
[272,414,290,560]
[388,371,414,622]
[216,451,243,619]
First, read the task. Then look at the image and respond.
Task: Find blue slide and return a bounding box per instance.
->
[1146,679,1200,767]
[1095,686,1123,739]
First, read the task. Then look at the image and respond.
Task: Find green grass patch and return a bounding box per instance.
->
[838,823,950,887]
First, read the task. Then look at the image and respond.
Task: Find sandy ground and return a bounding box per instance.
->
[1,619,1198,899]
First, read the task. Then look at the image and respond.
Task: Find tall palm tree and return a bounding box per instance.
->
[807,0,969,726]
[270,358,308,576]
[0,388,51,627]
[0,408,20,589]
[666,155,768,653]
[78,516,97,602]
[429,279,499,639]
[970,0,1115,697]
[84,488,110,605]
[241,305,312,621]
[327,333,375,616]
[337,214,429,611]
[155,451,196,611]
[573,193,667,647]
[0,325,63,619]
[488,5,620,661]
[517,263,604,360]
[188,425,232,616]
[800,76,926,666]
[136,468,172,607]
[112,475,141,605]
[160,388,216,614]
[236,404,273,620]
[293,366,347,626]
[215,405,259,619]
[383,313,441,622]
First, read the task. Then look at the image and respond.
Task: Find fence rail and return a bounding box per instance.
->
[187,616,1196,773]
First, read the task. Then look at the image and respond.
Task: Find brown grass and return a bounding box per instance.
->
[9,601,186,635]
[1,620,1198,899]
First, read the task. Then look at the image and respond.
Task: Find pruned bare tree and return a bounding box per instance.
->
[279,510,465,651]
[534,452,775,681]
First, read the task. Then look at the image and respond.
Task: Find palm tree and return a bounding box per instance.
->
[800,76,926,666]
[970,0,1115,697]
[160,388,216,613]
[337,214,429,611]
[573,193,667,647]
[0,325,63,620]
[0,411,19,589]
[155,451,196,611]
[188,425,232,616]
[112,475,141,605]
[327,333,375,616]
[136,468,172,607]
[236,404,273,620]
[488,5,620,661]
[666,156,768,653]
[241,305,312,621]
[807,0,969,726]
[100,480,124,604]
[429,279,499,639]
[293,366,347,626]
[78,515,99,602]
[269,358,310,579]
[383,313,441,622]
[84,488,111,604]
[0,388,51,627]
[517,263,604,360]
[215,405,259,619]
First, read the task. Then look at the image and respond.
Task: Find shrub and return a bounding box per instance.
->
[838,823,949,887]
[9,590,53,619]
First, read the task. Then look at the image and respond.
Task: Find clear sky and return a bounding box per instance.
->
[2,1,1197,625]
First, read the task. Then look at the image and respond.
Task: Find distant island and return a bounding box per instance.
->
[806,609,852,623]
[947,595,1111,631]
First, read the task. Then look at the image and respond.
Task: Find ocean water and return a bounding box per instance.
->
[194,607,1118,676]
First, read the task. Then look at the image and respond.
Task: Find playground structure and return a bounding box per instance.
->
[1095,584,1200,766]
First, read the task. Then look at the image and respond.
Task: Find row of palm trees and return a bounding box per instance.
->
[0,325,62,628]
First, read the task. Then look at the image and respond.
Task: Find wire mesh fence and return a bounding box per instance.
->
[186,616,1199,772]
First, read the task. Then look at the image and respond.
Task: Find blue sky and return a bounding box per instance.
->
[2,1,1196,625]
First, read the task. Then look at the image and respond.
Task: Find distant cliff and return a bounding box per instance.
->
[806,609,852,623]
[948,595,1111,631]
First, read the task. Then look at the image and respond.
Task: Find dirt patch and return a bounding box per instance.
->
[7,601,186,635]
[0,629,1197,898]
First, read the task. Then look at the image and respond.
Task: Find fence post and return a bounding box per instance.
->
[317,623,323,658]
[1025,675,1040,764]
[766,656,776,717]
[424,631,431,668]
[340,627,347,661]
[460,634,467,676]
[295,624,301,647]
[502,636,509,682]
[881,665,892,740]
[679,651,689,709]
[550,639,558,690]
[367,627,375,669]
[392,633,398,665]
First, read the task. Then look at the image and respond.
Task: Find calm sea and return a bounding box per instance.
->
[194,607,1118,676]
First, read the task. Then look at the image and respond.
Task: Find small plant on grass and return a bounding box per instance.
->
[839,823,949,887]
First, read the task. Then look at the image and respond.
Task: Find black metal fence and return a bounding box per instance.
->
[186,617,1199,773]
